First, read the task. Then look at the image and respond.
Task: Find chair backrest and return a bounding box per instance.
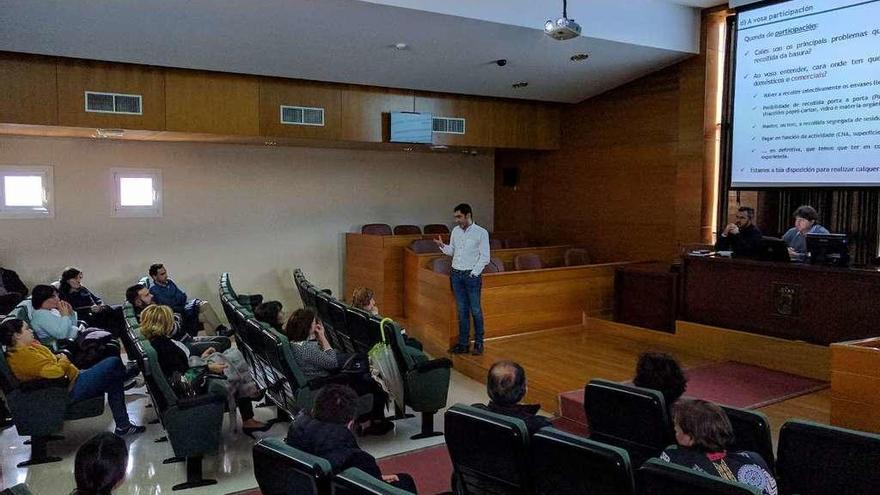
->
[636,459,761,495]
[489,239,504,250]
[253,438,333,495]
[342,307,382,354]
[584,379,672,468]
[424,224,450,235]
[444,404,531,495]
[532,428,635,495]
[138,339,177,412]
[431,257,452,275]
[314,292,344,352]
[361,224,392,235]
[514,253,542,271]
[719,405,775,473]
[410,239,441,254]
[0,348,21,393]
[304,285,319,310]
[331,468,415,495]
[776,419,880,495]
[482,257,505,274]
[137,275,153,289]
[393,225,421,235]
[7,299,32,324]
[564,248,591,266]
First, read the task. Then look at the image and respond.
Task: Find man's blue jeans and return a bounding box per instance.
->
[69,356,131,429]
[450,269,484,347]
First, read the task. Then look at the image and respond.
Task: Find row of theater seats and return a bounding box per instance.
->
[120,302,228,490]
[254,438,414,495]
[576,379,880,494]
[292,269,452,439]
[362,224,450,235]
[250,395,880,495]
[443,401,880,495]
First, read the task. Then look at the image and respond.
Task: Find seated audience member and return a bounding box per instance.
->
[633,351,687,421]
[71,432,128,495]
[286,384,417,493]
[29,284,81,350]
[351,287,423,351]
[58,267,124,337]
[284,308,393,435]
[662,399,777,495]
[139,304,269,436]
[0,319,145,436]
[715,207,763,257]
[126,284,230,352]
[474,360,550,435]
[782,205,829,256]
[254,300,285,332]
[146,263,228,336]
[0,265,29,315]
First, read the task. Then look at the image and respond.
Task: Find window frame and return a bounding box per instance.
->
[0,165,55,219]
[111,168,163,218]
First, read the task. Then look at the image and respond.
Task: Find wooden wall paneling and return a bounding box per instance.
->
[340,86,414,142]
[165,70,259,135]
[344,233,386,308]
[404,246,626,350]
[830,338,880,432]
[56,59,165,130]
[414,94,492,147]
[0,53,58,125]
[260,78,342,140]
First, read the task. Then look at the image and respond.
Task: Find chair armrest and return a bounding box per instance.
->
[414,358,452,373]
[19,377,69,392]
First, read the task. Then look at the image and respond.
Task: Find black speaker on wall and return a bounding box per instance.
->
[501,167,520,187]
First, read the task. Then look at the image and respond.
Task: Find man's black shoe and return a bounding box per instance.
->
[471,344,484,356]
[448,344,469,354]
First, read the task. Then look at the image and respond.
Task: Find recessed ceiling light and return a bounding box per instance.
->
[95,128,125,138]
[512,81,529,89]
[264,140,277,146]
[430,145,448,151]
[394,43,408,50]
[570,53,590,62]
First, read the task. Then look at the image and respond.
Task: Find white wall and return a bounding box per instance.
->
[0,135,494,315]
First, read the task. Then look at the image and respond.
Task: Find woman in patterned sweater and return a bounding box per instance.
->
[283,308,392,435]
[661,399,777,495]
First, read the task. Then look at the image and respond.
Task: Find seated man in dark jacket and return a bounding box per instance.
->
[474,360,551,435]
[0,266,29,315]
[286,384,418,493]
[715,206,763,257]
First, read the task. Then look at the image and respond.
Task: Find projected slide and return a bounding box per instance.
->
[731,0,880,187]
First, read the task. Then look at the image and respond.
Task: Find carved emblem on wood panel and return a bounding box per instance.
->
[772,283,801,316]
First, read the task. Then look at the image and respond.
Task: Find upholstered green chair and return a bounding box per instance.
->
[0,348,104,467]
[0,483,36,495]
[332,468,415,495]
[253,438,333,495]
[532,428,636,495]
[136,337,227,490]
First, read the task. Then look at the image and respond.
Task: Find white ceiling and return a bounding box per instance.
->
[0,0,728,103]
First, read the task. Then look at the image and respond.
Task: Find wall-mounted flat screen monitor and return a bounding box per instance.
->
[390,112,433,144]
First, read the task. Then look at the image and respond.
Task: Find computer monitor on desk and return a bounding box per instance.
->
[756,237,790,262]
[807,233,849,267]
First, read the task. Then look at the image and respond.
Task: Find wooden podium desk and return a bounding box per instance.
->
[682,255,880,345]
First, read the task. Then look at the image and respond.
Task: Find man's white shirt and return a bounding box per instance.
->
[439,223,491,276]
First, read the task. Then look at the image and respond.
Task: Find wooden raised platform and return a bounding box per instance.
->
[441,318,831,444]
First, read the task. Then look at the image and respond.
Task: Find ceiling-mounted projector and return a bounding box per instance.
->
[544,0,581,41]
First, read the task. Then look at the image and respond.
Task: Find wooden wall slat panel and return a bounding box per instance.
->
[0,53,58,125]
[165,70,259,135]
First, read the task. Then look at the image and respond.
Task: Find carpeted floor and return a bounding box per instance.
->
[377,444,452,495]
[558,360,829,430]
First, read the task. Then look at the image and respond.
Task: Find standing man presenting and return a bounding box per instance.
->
[435,203,490,355]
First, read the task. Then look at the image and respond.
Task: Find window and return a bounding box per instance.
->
[0,166,54,218]
[112,168,162,217]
